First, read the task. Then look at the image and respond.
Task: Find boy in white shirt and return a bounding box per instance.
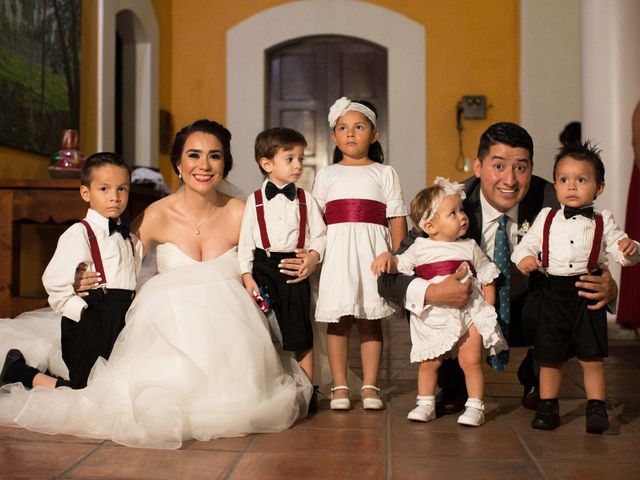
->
[238,128,326,405]
[512,141,639,434]
[0,152,142,390]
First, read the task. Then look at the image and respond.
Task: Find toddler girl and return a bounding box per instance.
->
[372,177,507,426]
[313,97,408,410]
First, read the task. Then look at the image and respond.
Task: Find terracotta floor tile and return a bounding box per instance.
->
[391,428,529,460]
[0,441,97,476]
[541,460,639,480]
[184,435,255,451]
[392,456,543,480]
[230,452,385,480]
[294,405,387,431]
[0,426,102,445]
[520,432,640,462]
[249,426,385,454]
[66,445,240,479]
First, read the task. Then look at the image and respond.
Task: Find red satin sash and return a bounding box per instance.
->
[414,259,476,281]
[324,199,387,226]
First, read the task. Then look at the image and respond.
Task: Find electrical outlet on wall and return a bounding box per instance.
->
[461,95,487,119]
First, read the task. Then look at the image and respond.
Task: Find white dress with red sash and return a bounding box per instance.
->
[396,237,508,362]
[312,163,407,322]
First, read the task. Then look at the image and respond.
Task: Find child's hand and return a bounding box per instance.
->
[517,255,540,275]
[285,249,320,284]
[242,273,260,297]
[73,263,102,297]
[618,238,638,256]
[371,252,395,276]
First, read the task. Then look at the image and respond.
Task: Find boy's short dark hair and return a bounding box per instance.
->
[477,122,534,164]
[254,127,307,175]
[81,152,131,186]
[553,140,605,183]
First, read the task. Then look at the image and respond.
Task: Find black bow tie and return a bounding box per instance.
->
[265,182,296,201]
[108,218,130,238]
[564,205,594,219]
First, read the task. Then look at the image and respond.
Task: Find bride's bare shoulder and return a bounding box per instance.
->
[219,193,246,218]
[133,194,177,232]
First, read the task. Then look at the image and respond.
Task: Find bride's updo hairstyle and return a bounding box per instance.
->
[170,119,233,178]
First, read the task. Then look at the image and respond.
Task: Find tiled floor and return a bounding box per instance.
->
[1,319,639,479]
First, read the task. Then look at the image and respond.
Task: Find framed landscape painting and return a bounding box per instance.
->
[0,0,81,156]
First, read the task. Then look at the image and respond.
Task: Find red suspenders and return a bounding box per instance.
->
[254,188,307,252]
[80,220,108,287]
[79,220,135,288]
[541,209,603,272]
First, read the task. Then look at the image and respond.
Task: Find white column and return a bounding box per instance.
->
[581,0,640,286]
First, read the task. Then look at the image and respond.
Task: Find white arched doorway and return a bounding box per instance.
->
[97,0,159,167]
[227,0,426,199]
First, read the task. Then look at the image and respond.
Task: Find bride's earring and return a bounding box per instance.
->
[178,169,182,179]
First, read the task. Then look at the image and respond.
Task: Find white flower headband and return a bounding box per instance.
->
[328,96,377,129]
[418,177,466,229]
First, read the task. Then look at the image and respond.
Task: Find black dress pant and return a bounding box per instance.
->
[61,288,134,389]
[253,249,313,352]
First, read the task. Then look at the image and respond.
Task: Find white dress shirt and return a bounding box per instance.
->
[478,191,519,261]
[237,180,327,274]
[512,206,640,275]
[42,208,143,322]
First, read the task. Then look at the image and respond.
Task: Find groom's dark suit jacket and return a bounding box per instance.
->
[378,174,558,347]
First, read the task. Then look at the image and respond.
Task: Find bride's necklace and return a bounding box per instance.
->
[182,202,216,235]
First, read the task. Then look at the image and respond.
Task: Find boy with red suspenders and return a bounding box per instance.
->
[512,141,639,434]
[0,153,142,390]
[238,128,326,409]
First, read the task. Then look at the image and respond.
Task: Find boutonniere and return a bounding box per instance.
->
[517,220,530,236]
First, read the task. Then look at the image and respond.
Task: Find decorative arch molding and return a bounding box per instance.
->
[227,0,426,199]
[97,0,159,166]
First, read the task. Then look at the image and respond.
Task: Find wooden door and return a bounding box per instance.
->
[267,36,387,191]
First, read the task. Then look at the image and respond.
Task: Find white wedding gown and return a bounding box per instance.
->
[0,244,311,449]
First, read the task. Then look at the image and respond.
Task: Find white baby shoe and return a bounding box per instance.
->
[407,395,436,422]
[457,397,485,427]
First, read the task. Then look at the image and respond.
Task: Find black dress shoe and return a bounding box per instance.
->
[308,385,319,414]
[531,398,560,430]
[521,385,540,411]
[436,389,466,415]
[586,400,609,434]
[0,349,25,385]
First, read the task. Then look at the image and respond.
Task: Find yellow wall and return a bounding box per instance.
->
[2,0,520,188]
[168,0,519,186]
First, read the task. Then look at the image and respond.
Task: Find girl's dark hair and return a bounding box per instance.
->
[332,99,384,164]
[170,119,233,178]
[81,152,131,186]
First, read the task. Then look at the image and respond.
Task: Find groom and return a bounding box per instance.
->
[376,122,617,413]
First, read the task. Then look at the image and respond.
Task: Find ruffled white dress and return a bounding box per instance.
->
[0,245,311,449]
[396,238,508,362]
[312,163,407,322]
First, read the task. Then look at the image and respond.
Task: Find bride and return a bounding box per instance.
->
[0,119,312,449]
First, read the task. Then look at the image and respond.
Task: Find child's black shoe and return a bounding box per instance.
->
[531,399,560,430]
[0,349,25,385]
[308,385,320,414]
[585,399,609,434]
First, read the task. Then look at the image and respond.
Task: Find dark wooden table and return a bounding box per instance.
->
[0,179,162,317]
